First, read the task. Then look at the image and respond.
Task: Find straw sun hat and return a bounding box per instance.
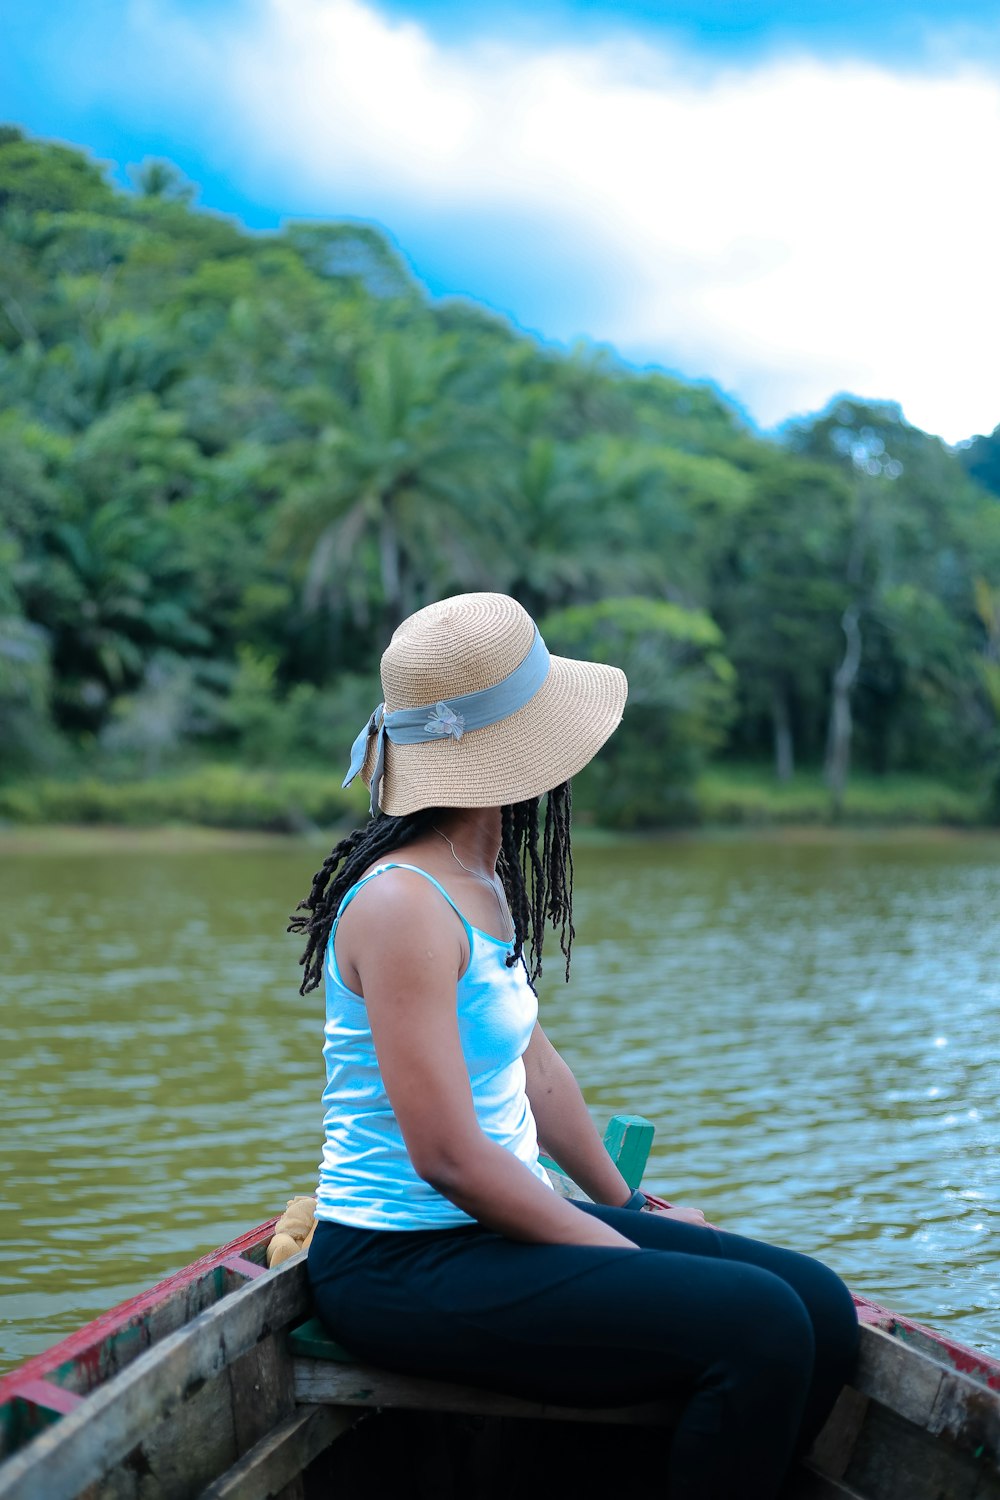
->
[343,593,628,817]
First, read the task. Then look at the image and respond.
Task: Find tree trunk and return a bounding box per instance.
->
[771,683,794,782]
[0,292,37,344]
[378,503,403,633]
[825,604,862,819]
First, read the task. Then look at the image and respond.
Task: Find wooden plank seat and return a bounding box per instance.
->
[281,1307,867,1499]
[287,1316,681,1427]
[278,1320,906,1500]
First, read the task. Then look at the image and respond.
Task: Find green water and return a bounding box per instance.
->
[1,829,998,1373]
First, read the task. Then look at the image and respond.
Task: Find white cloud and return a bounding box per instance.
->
[126,0,1000,439]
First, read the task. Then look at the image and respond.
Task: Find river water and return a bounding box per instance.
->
[1,828,998,1373]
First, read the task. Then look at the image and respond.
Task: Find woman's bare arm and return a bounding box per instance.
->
[524,1025,711,1226]
[338,871,638,1251]
[523,1024,633,1205]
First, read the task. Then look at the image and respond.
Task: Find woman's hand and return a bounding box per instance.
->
[643,1202,715,1228]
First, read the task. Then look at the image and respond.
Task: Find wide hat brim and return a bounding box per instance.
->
[361,652,627,816]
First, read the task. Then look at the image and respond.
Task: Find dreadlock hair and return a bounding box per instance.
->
[289,781,574,996]
[498,780,574,986]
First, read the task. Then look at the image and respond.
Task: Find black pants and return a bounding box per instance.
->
[308,1204,859,1500]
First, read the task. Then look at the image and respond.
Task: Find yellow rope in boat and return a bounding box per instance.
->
[266,1195,317,1267]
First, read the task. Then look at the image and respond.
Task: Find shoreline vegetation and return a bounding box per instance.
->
[2,129,1000,829]
[0,762,987,844]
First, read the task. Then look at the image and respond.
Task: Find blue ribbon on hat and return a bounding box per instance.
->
[343,627,551,815]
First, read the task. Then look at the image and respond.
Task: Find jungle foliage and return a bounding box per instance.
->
[2,127,999,826]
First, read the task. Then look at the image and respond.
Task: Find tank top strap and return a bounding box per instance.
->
[333,862,474,948]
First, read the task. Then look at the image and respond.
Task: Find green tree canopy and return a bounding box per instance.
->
[2,129,999,823]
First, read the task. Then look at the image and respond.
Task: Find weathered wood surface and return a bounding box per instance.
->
[796,1320,1000,1500]
[853,1295,1000,1394]
[0,1220,277,1432]
[292,1357,681,1428]
[854,1323,1000,1465]
[808,1385,870,1481]
[794,1468,867,1499]
[199,1406,356,1500]
[830,1400,1000,1500]
[0,1254,309,1500]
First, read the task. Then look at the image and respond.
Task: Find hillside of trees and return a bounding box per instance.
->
[2,126,999,827]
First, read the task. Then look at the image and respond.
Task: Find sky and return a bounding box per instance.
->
[5,0,1000,443]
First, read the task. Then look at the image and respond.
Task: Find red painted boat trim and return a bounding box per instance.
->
[12,1380,83,1416]
[222,1254,268,1280]
[851,1291,1000,1391]
[0,1217,278,1407]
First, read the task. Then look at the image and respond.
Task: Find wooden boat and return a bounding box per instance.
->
[1,1115,998,1500]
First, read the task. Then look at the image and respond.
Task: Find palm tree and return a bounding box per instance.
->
[278,331,503,636]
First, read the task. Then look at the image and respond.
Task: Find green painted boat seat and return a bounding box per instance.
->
[289,1317,354,1361]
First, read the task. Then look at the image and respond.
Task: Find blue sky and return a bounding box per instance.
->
[5,0,1000,440]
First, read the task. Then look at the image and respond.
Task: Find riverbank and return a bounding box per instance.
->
[0,762,988,836]
[695,765,983,826]
[0,765,358,832]
[3,822,995,857]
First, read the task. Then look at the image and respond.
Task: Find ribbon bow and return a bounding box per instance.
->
[342,704,388,816]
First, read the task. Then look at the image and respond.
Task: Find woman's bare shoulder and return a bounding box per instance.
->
[338,862,467,952]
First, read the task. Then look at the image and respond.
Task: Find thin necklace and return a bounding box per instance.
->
[432,827,514,941]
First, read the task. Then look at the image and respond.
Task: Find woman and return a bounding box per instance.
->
[290,592,858,1500]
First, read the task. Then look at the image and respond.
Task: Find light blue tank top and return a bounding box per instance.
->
[316,862,553,1230]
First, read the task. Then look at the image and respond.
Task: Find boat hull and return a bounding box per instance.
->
[2,1215,998,1500]
[3,1116,998,1500]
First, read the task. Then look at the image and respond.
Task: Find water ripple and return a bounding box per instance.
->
[1,831,998,1371]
